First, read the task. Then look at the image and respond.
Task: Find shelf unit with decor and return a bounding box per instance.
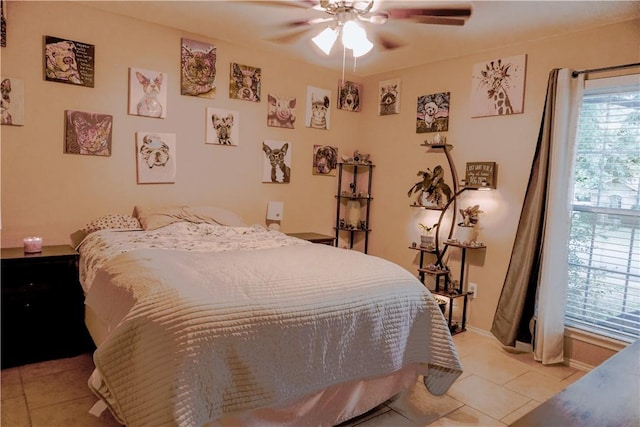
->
[335,161,374,254]
[409,142,488,334]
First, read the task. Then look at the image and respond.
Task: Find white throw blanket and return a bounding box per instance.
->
[84,232,462,426]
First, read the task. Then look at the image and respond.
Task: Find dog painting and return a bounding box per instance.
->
[267,94,296,129]
[136,132,176,184]
[262,140,291,183]
[64,110,112,156]
[337,80,361,112]
[416,92,450,133]
[313,145,338,176]
[44,36,94,87]
[129,67,167,119]
[379,78,400,116]
[229,63,261,102]
[1,77,24,126]
[181,38,216,98]
[206,107,239,146]
[305,86,331,130]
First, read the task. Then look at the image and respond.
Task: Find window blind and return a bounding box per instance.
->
[566,75,640,342]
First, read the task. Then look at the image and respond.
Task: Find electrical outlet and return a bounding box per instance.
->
[468,282,478,299]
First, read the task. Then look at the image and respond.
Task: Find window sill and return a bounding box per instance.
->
[564,327,629,353]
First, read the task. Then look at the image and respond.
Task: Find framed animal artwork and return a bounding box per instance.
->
[312,145,338,176]
[305,86,331,130]
[128,67,167,119]
[1,77,24,126]
[267,94,296,129]
[181,38,216,98]
[378,78,400,116]
[337,80,361,112]
[206,107,239,146]
[471,54,527,117]
[1,0,6,47]
[262,140,291,184]
[136,132,176,184]
[44,35,94,88]
[64,110,112,156]
[229,63,261,102]
[416,92,450,133]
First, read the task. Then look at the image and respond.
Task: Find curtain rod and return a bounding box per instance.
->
[572,62,640,78]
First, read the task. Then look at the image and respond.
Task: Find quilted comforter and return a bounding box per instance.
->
[80,223,462,427]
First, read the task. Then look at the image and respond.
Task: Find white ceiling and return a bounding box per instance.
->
[80,0,640,76]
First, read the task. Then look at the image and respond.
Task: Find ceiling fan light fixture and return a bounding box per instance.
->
[312,27,338,55]
[341,19,366,49]
[351,35,373,57]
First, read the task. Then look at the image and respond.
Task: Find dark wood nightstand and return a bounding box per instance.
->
[1,245,94,369]
[286,232,336,245]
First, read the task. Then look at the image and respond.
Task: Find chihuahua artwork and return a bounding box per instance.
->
[262,140,291,184]
[229,63,261,102]
[129,68,167,119]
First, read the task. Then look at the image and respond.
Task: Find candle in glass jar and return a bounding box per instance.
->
[23,237,43,253]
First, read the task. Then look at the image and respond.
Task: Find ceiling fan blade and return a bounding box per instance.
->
[266,26,312,44]
[411,16,468,26]
[385,7,472,19]
[375,33,406,51]
[283,16,334,28]
[244,0,319,9]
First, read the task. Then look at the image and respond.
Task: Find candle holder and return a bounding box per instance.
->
[23,237,43,253]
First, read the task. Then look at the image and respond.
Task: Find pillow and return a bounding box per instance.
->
[83,214,142,233]
[70,214,142,249]
[133,205,247,230]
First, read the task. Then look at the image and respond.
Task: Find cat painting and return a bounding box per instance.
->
[64,110,112,156]
[181,38,216,98]
[305,86,331,130]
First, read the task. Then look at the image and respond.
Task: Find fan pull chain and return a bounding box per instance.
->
[341,45,346,83]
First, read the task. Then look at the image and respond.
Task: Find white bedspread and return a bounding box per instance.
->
[81,224,462,427]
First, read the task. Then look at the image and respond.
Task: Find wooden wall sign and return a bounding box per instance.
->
[465,162,497,189]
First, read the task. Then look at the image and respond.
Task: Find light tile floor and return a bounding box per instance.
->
[1,330,586,426]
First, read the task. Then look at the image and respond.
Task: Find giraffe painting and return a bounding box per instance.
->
[471,54,527,118]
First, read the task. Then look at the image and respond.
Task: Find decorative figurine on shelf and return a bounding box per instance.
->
[341,150,371,165]
[407,165,452,208]
[456,204,483,244]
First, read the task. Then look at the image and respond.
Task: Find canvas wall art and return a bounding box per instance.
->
[378,78,400,116]
[305,86,331,130]
[229,63,261,102]
[267,94,296,129]
[471,54,527,117]
[416,92,450,133]
[337,80,361,112]
[64,110,112,156]
[262,140,291,183]
[1,0,7,47]
[44,35,94,87]
[136,132,176,184]
[206,107,239,146]
[181,38,216,98]
[1,77,24,126]
[312,145,338,176]
[128,67,167,119]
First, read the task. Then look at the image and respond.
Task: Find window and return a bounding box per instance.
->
[566,74,640,343]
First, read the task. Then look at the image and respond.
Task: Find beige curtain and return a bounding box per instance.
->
[491,69,584,364]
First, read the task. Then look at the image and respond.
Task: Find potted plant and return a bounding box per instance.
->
[456,204,483,243]
[407,165,452,208]
[418,222,438,249]
[434,296,448,314]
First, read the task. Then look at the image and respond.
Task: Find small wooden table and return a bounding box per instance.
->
[286,232,335,245]
[512,339,640,427]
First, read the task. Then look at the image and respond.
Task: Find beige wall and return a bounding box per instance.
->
[2,2,639,361]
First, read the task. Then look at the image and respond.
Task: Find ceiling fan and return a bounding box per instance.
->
[260,1,472,57]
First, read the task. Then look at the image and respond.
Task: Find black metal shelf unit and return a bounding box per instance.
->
[334,162,374,253]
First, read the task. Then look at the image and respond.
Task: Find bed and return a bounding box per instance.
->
[76,205,463,427]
